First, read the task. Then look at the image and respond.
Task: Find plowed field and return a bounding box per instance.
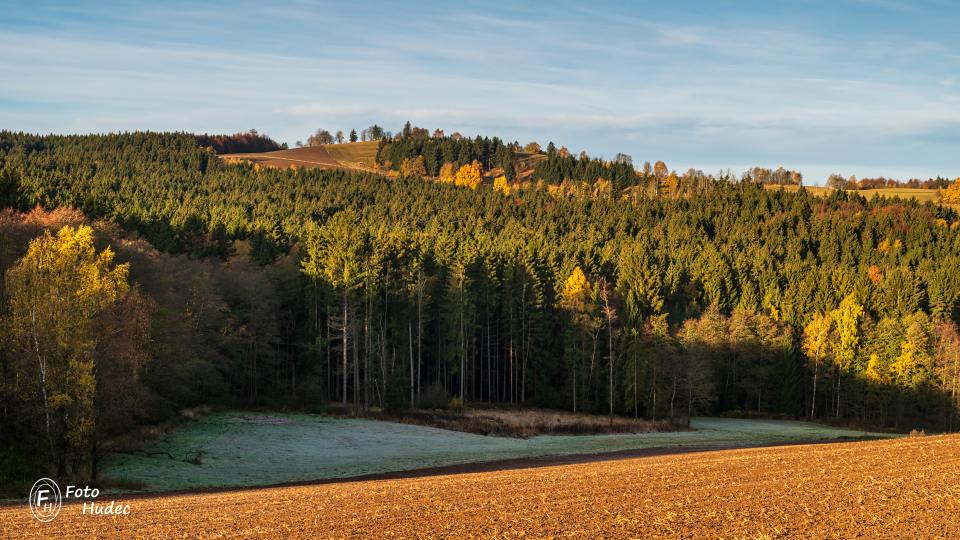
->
[222,146,343,170]
[5,434,958,538]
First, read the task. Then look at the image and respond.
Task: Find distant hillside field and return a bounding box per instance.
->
[765,184,945,205]
[221,146,343,170]
[220,141,380,173]
[323,140,380,168]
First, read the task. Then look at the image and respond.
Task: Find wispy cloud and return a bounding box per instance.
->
[0,0,957,182]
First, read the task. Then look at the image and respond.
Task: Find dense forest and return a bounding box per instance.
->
[376,127,518,179]
[1,130,960,488]
[195,130,284,154]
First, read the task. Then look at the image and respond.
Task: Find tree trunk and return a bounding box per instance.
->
[520,285,527,403]
[342,289,348,406]
[669,367,678,421]
[381,283,388,409]
[30,307,55,463]
[836,368,842,419]
[572,369,577,413]
[417,282,422,401]
[460,304,465,401]
[608,320,614,423]
[650,360,658,421]
[811,361,818,418]
[408,320,414,409]
[365,290,371,411]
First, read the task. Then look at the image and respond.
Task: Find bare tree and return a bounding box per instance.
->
[308,129,335,146]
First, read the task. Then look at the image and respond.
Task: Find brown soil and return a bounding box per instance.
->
[221,146,344,170]
[6,434,958,538]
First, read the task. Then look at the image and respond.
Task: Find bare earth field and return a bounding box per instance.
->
[221,146,344,170]
[4,434,958,538]
[221,142,380,173]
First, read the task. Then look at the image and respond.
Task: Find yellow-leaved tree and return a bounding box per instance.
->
[453,161,483,189]
[866,353,886,384]
[5,225,129,475]
[892,312,935,388]
[493,175,511,195]
[438,162,456,183]
[940,178,960,204]
[560,266,598,413]
[802,312,832,417]
[829,294,863,418]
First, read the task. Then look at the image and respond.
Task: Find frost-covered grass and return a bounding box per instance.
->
[102,412,891,492]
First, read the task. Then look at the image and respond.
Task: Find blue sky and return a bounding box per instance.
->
[1,0,958,183]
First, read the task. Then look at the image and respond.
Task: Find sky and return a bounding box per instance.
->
[1,0,958,184]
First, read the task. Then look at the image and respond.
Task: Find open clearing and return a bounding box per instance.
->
[100,412,885,492]
[765,184,947,205]
[220,141,380,173]
[322,141,379,168]
[5,434,957,538]
[221,146,343,170]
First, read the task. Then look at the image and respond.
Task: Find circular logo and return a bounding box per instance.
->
[29,478,62,523]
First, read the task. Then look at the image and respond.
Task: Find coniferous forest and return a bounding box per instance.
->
[2,130,960,486]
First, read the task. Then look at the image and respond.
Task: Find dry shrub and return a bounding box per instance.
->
[371,407,675,438]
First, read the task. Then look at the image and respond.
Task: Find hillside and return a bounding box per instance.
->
[221,145,343,170]
[322,140,379,169]
[218,136,954,209]
[2,131,960,491]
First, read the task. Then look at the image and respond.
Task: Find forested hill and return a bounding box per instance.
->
[2,131,960,485]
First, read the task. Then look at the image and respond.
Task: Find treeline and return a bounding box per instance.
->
[2,131,960,486]
[531,152,641,191]
[302,124,389,147]
[377,127,517,180]
[828,174,954,191]
[376,123,804,193]
[195,129,283,154]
